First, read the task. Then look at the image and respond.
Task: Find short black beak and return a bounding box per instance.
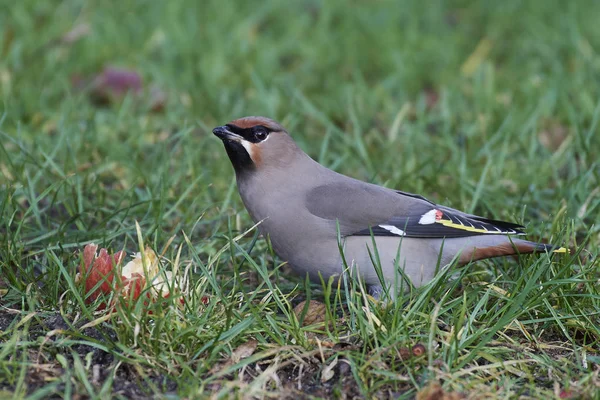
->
[212,125,236,140]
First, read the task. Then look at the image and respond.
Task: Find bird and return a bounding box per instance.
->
[212,116,566,298]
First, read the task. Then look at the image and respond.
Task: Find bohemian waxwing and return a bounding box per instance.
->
[213,116,565,297]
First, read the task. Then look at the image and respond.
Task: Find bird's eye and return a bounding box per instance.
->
[253,126,269,141]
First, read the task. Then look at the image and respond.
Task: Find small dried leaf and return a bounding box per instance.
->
[294,300,327,327]
[231,339,258,363]
[398,347,411,360]
[209,340,258,375]
[417,382,465,400]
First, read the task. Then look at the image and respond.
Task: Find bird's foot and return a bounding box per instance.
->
[367,285,385,300]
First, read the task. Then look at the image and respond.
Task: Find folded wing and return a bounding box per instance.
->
[305,182,525,239]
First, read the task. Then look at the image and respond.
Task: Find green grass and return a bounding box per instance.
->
[1,0,599,398]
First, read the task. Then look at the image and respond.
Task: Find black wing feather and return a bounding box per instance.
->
[352,192,525,238]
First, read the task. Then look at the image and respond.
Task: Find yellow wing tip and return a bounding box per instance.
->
[552,247,570,254]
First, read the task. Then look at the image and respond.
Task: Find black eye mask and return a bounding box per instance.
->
[225,124,273,143]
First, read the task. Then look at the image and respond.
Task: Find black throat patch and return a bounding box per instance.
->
[222,140,255,173]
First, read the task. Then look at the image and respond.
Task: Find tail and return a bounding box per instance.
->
[458,237,569,264]
[532,242,569,254]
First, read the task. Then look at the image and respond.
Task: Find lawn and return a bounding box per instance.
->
[1,0,599,398]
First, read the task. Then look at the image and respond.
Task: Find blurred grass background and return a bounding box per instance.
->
[1,0,599,398]
[2,0,598,244]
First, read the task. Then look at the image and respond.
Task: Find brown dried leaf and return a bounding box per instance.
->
[230,339,258,363]
[294,300,327,327]
[210,340,258,375]
[417,382,465,400]
[398,347,411,360]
